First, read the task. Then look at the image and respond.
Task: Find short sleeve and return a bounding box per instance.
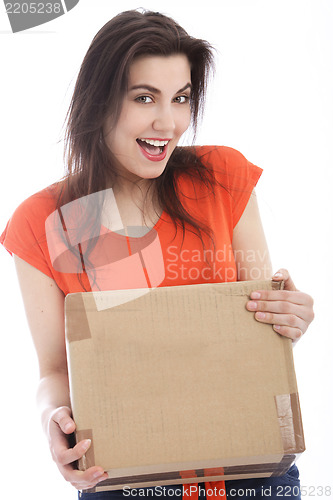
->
[196,146,263,229]
[0,189,56,279]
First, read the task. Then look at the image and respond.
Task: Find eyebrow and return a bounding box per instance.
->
[128,82,192,94]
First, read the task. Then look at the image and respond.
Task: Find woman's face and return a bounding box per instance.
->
[103,54,192,183]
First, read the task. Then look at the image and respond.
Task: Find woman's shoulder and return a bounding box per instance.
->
[175,145,261,187]
[1,181,64,249]
[194,144,262,183]
[193,145,252,168]
[192,146,263,228]
[175,145,263,212]
[9,182,62,221]
[0,181,65,272]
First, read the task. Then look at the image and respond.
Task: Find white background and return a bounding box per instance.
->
[0,0,332,498]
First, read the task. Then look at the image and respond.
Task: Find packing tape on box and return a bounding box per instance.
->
[65,294,91,342]
[275,392,305,454]
[76,429,95,470]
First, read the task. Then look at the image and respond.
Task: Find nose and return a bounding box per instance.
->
[152,104,176,133]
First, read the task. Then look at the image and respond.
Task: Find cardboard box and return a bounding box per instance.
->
[65,280,305,492]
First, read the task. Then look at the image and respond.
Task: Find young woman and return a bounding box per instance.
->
[1,9,314,500]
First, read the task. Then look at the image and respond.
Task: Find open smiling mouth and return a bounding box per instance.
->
[136,138,170,162]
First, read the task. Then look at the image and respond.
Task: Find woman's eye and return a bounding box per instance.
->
[135,96,153,104]
[174,95,189,104]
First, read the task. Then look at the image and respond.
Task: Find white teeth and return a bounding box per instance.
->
[139,138,169,147]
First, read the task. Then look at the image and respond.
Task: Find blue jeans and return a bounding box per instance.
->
[78,464,301,499]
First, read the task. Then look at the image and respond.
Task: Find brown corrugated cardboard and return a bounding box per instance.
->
[65,280,305,493]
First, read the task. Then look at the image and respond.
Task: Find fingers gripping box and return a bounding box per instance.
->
[65,280,305,492]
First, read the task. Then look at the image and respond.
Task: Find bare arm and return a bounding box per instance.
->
[13,255,108,489]
[232,192,314,341]
[232,190,273,281]
[13,256,70,425]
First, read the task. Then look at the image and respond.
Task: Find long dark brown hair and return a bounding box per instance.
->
[60,9,217,243]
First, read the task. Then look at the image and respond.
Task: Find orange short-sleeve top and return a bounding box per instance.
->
[1,146,262,295]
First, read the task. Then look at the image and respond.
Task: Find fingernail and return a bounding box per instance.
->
[274,325,281,330]
[256,312,266,319]
[251,292,261,299]
[64,423,73,432]
[248,301,257,310]
[82,439,91,451]
[93,470,105,479]
[273,272,283,278]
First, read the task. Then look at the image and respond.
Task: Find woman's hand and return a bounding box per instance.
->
[47,406,108,490]
[246,268,314,342]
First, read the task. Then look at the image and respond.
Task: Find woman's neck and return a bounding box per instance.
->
[105,177,161,229]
